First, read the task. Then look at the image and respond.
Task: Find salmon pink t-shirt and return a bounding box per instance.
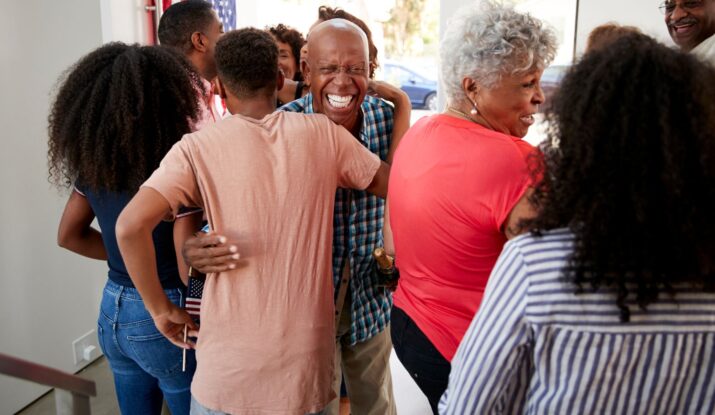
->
[143,111,380,414]
[389,114,535,361]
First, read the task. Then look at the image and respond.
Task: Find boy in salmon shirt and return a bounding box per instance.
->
[116,28,388,415]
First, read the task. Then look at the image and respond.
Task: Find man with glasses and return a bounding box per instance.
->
[661,0,715,64]
[159,0,225,128]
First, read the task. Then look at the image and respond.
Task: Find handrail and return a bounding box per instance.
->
[0,352,96,397]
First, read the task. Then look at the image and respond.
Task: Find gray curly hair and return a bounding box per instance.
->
[440,1,558,103]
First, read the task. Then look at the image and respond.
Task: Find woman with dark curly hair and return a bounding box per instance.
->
[50,43,202,415]
[267,23,305,82]
[441,33,715,414]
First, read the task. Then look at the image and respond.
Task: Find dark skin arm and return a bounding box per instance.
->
[173,211,204,285]
[276,78,302,105]
[368,80,411,164]
[503,188,537,239]
[57,190,107,260]
[369,80,411,255]
[116,187,198,349]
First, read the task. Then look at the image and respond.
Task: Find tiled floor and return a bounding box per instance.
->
[18,350,431,415]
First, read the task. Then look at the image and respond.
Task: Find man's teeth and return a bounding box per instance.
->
[327,94,353,109]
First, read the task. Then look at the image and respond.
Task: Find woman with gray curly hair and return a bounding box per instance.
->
[385,2,556,412]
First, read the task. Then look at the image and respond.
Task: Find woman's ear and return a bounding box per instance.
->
[462,76,480,102]
[301,59,310,83]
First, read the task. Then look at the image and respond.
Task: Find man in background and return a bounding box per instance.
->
[159,0,225,126]
[663,0,715,64]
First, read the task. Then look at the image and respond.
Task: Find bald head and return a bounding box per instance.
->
[302,18,371,132]
[307,19,369,65]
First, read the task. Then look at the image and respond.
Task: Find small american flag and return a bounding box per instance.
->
[186,273,205,323]
[209,0,236,31]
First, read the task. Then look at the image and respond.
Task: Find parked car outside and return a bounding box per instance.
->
[541,64,569,108]
[382,61,438,111]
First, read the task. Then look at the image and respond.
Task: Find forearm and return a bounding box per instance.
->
[382,201,395,255]
[116,188,177,317]
[57,191,108,260]
[368,80,412,164]
[365,161,390,199]
[58,227,107,260]
[386,92,411,164]
[173,212,203,285]
[117,221,173,316]
[277,78,299,105]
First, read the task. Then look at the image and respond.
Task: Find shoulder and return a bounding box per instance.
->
[280,95,310,113]
[505,228,575,265]
[361,95,395,118]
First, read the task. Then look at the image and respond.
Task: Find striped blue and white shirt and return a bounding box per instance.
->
[281,93,394,345]
[440,228,715,415]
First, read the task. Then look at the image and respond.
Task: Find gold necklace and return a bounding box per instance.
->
[446,106,478,123]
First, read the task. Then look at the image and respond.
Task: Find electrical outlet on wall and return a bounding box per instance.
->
[72,329,100,365]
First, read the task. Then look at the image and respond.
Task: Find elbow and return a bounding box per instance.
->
[57,229,71,249]
[57,224,80,250]
[115,211,139,250]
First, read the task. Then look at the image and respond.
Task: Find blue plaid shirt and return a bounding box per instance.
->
[281,93,394,344]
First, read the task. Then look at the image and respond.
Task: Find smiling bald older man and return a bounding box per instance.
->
[281,19,398,415]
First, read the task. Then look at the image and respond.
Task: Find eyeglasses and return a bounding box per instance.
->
[658,0,705,15]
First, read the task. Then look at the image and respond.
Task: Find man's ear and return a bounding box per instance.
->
[301,59,310,83]
[190,31,207,52]
[276,70,285,92]
[215,77,228,100]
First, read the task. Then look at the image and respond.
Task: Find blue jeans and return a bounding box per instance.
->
[98,280,196,415]
[190,396,326,415]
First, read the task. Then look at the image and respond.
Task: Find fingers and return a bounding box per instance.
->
[165,329,196,349]
[183,232,241,272]
[156,310,200,349]
[187,232,228,248]
[189,250,241,274]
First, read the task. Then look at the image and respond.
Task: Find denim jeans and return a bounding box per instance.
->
[390,306,450,415]
[190,396,326,415]
[98,280,196,415]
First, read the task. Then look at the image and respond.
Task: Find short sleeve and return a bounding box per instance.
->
[492,141,534,229]
[332,125,381,190]
[142,138,202,218]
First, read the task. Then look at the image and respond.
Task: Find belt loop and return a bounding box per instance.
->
[113,285,124,321]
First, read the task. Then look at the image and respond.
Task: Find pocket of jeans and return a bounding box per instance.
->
[126,331,184,377]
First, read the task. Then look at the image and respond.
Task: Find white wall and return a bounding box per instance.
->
[0,1,109,413]
[100,0,151,44]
